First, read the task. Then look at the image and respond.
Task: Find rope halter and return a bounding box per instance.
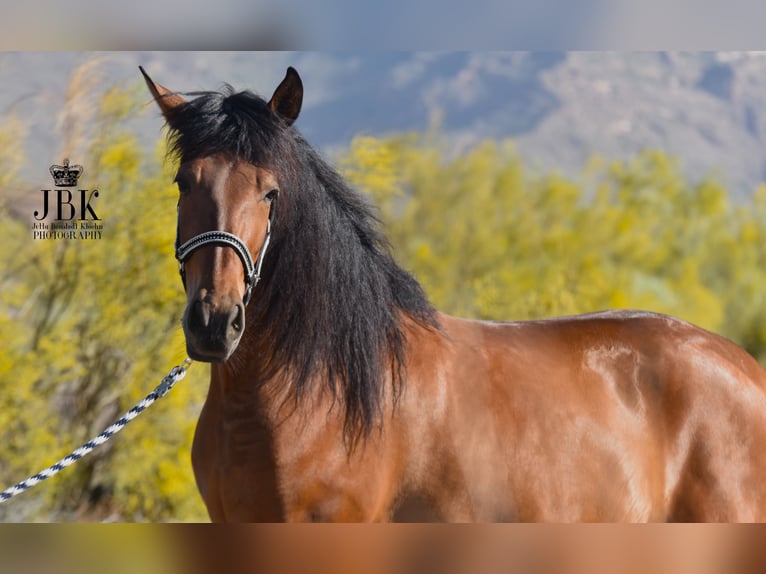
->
[175,196,276,306]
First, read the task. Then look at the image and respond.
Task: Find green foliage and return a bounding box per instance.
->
[340,136,766,364]
[0,79,209,521]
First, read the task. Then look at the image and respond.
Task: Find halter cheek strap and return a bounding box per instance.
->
[175,200,275,307]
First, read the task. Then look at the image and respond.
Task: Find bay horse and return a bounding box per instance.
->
[141,65,766,522]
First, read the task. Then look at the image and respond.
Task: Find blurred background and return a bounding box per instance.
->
[4,0,766,50]
[1,51,766,527]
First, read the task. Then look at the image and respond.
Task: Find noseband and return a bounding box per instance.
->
[175,197,276,306]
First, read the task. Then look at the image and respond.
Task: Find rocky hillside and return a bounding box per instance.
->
[1,51,765,199]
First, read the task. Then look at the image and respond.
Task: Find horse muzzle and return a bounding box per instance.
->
[183,298,245,362]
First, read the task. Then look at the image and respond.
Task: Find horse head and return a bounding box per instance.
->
[141,66,303,362]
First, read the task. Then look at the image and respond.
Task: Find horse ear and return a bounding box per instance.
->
[139,66,186,120]
[268,67,303,126]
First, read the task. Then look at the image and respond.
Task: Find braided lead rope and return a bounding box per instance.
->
[0,357,193,504]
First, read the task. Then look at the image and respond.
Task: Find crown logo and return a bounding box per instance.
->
[49,159,83,187]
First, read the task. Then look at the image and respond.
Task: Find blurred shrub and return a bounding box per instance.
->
[0,72,209,521]
[341,135,766,364]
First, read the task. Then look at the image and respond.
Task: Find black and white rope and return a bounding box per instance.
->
[0,357,193,503]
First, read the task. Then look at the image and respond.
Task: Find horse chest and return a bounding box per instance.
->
[191,394,283,521]
[195,394,396,521]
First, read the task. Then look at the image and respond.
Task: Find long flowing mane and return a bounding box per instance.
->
[163,86,439,445]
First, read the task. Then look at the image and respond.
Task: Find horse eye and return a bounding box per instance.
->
[264,189,279,203]
[176,180,190,195]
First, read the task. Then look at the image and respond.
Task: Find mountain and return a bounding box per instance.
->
[1,51,765,199]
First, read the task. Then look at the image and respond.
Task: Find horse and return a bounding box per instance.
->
[141,65,766,522]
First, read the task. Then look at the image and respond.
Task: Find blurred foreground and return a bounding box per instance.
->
[3,525,766,574]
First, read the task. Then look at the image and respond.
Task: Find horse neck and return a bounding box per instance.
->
[210,328,322,415]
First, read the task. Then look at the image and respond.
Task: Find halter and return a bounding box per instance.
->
[175,196,276,307]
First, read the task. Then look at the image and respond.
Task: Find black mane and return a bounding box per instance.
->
[165,86,439,446]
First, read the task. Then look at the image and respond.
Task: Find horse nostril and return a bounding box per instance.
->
[188,299,211,331]
[230,304,244,333]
